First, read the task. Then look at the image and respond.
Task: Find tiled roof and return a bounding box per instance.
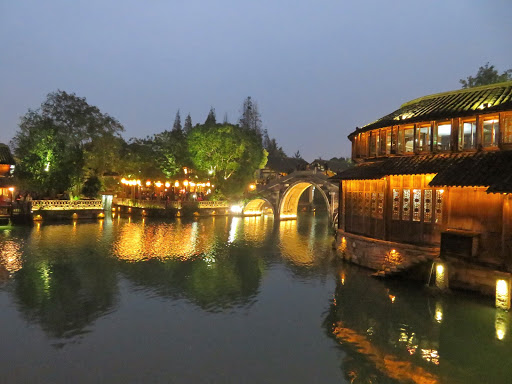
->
[333,151,512,193]
[349,81,512,137]
[0,144,15,165]
[266,156,308,173]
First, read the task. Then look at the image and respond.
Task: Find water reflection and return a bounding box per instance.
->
[3,215,512,383]
[1,223,119,343]
[278,215,334,274]
[326,265,512,384]
[114,217,269,311]
[0,239,22,277]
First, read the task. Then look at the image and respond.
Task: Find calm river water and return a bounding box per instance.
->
[0,213,511,383]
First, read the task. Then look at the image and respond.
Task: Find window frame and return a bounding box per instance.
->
[434,120,452,152]
[482,115,500,149]
[415,123,432,153]
[459,118,477,151]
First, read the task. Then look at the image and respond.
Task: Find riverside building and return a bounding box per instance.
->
[335,81,512,295]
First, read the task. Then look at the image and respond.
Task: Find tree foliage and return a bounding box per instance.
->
[11,90,124,196]
[172,110,182,133]
[187,123,267,194]
[239,96,262,138]
[263,129,287,159]
[184,113,193,134]
[204,107,217,126]
[460,63,512,88]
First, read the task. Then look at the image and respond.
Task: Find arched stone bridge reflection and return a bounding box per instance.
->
[243,171,339,224]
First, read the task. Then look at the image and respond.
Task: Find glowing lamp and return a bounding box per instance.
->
[435,262,448,290]
[206,181,211,187]
[121,178,127,184]
[137,180,141,186]
[146,181,151,187]
[190,182,196,187]
[230,205,243,214]
[155,181,162,188]
[183,180,189,187]
[174,181,180,187]
[249,184,256,190]
[8,187,14,192]
[496,279,511,310]
[165,182,170,188]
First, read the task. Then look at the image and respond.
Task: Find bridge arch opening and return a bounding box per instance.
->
[279,182,330,220]
[243,198,275,216]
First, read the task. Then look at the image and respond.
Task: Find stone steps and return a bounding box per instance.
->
[371,254,437,279]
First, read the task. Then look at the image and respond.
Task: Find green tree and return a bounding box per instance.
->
[153,128,189,178]
[204,107,217,126]
[239,96,262,138]
[82,175,102,198]
[120,137,165,180]
[184,113,193,134]
[263,129,287,159]
[173,110,182,133]
[11,90,124,196]
[460,62,512,88]
[187,123,267,195]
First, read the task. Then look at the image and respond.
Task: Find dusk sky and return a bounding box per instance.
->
[1,0,511,161]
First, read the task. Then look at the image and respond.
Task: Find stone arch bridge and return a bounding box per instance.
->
[243,171,339,225]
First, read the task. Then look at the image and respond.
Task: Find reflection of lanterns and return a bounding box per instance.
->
[183,180,189,187]
[146,181,151,187]
[165,182,170,188]
[174,181,180,187]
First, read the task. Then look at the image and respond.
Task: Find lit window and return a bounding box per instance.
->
[435,123,451,151]
[397,127,414,154]
[416,125,431,152]
[403,128,414,153]
[483,118,500,147]
[460,121,476,150]
[379,129,387,155]
[369,131,379,156]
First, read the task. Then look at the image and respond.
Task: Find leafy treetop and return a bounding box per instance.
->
[460,62,512,88]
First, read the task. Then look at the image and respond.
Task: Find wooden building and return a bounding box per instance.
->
[0,144,15,222]
[335,81,512,271]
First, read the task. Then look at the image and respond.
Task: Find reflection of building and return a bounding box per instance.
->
[335,82,512,274]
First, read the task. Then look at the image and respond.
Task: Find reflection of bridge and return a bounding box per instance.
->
[243,170,339,225]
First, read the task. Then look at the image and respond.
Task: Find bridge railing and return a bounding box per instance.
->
[114,198,229,210]
[197,201,229,209]
[31,200,103,211]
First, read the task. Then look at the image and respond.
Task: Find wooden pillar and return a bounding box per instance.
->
[384,176,391,241]
[338,180,343,230]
